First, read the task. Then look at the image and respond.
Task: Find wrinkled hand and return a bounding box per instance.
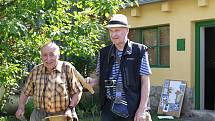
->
[134,113,146,121]
[65,108,73,119]
[15,108,25,120]
[134,111,151,121]
[85,77,97,87]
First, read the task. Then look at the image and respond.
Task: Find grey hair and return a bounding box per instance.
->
[41,42,60,55]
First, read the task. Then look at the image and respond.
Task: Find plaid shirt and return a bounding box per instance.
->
[22,61,83,113]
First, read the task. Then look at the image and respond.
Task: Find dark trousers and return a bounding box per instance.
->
[101,99,134,121]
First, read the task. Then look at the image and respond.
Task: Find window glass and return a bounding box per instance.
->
[148,47,156,65]
[160,46,170,65]
[129,25,170,67]
[128,29,141,43]
[160,26,170,46]
[143,29,157,46]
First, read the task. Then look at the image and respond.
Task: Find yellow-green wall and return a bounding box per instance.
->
[120,0,215,87]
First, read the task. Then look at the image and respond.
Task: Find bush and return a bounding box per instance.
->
[0,116,19,121]
[76,92,100,118]
[24,97,34,120]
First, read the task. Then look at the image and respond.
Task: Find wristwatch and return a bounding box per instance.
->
[69,105,74,110]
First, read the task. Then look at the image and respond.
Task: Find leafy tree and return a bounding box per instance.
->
[0,0,137,113]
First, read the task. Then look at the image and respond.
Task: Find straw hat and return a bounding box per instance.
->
[106,14,130,28]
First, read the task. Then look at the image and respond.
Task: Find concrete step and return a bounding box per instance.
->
[187,110,215,121]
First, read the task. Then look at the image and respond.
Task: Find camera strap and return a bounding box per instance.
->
[110,50,129,118]
[113,50,124,104]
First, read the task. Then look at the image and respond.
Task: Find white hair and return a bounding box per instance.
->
[41,42,60,55]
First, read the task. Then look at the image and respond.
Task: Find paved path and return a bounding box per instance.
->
[179,110,215,121]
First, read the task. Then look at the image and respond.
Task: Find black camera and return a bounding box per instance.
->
[105,79,116,88]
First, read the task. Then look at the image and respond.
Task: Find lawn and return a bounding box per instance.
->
[0,112,184,121]
[0,116,100,121]
[0,116,19,121]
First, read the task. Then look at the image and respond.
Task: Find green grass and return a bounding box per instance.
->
[0,114,188,121]
[0,116,100,121]
[78,111,184,121]
[0,116,19,121]
[80,116,100,121]
[0,111,185,121]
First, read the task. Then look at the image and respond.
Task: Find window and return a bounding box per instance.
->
[129,25,170,67]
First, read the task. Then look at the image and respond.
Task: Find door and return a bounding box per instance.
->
[204,26,215,110]
[195,20,215,110]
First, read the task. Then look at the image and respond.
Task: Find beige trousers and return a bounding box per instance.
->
[29,108,78,121]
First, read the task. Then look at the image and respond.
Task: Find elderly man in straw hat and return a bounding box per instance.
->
[86,14,152,121]
[16,42,83,121]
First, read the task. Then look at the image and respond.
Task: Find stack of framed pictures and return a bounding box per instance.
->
[157,79,186,117]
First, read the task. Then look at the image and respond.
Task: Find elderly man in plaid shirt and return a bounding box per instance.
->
[16,42,83,121]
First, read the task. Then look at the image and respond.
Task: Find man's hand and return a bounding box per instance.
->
[134,110,151,121]
[16,92,29,120]
[15,107,25,120]
[65,108,73,118]
[134,113,146,121]
[85,77,98,87]
[65,107,78,121]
